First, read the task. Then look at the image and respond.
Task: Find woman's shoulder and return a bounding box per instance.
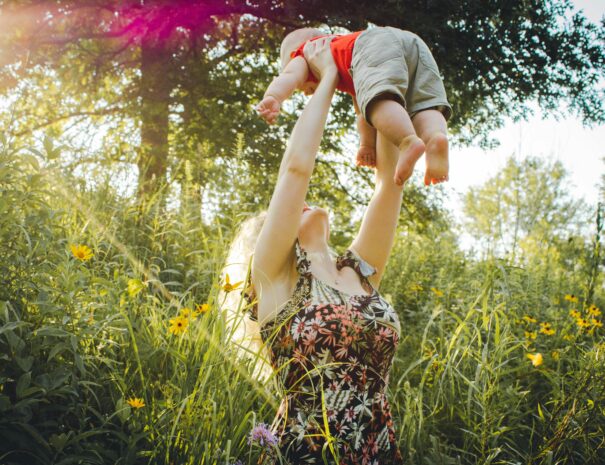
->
[337,246,377,278]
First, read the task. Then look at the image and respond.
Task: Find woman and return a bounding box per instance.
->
[224,38,406,464]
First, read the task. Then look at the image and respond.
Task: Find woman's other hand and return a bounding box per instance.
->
[303,36,337,81]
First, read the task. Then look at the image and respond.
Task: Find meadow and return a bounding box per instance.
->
[1,1,604,464]
[1,132,603,464]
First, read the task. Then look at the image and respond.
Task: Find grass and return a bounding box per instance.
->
[0,138,604,465]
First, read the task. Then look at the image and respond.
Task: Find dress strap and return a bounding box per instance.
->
[336,248,377,290]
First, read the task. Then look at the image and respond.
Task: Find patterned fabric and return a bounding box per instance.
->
[244,239,404,464]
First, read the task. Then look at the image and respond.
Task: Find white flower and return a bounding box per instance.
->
[292,315,306,341]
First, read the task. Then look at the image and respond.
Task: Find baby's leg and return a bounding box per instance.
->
[367,98,425,186]
[356,113,377,167]
[411,109,448,186]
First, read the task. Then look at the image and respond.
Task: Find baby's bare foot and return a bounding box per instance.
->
[394,135,425,186]
[424,133,449,186]
[356,145,377,168]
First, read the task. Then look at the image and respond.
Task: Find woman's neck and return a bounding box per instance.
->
[305,245,332,263]
[303,241,337,273]
[300,236,330,257]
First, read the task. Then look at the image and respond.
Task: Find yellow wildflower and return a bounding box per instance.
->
[168,316,189,336]
[70,244,93,261]
[527,352,543,367]
[576,318,591,329]
[588,305,601,317]
[591,318,602,328]
[179,307,196,320]
[127,278,145,297]
[539,322,555,336]
[410,283,423,292]
[524,330,537,340]
[563,334,574,341]
[195,303,210,315]
[569,309,581,319]
[523,315,537,324]
[222,273,243,293]
[564,294,579,303]
[551,351,560,361]
[430,287,444,297]
[127,397,145,409]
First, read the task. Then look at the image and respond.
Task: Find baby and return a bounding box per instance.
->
[256,26,453,186]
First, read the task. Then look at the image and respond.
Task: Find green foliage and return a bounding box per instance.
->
[0,2,604,463]
[380,222,605,464]
[1,0,603,201]
[1,133,604,464]
[0,138,278,464]
[463,155,590,261]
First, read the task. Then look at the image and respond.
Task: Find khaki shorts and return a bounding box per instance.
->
[350,26,453,126]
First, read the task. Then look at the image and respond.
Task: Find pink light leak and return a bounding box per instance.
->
[3,1,265,53]
[112,1,226,47]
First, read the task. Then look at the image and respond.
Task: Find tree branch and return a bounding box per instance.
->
[12,107,125,138]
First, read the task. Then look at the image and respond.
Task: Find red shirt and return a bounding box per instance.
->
[290,31,363,96]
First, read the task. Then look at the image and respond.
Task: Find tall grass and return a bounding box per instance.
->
[1,137,603,465]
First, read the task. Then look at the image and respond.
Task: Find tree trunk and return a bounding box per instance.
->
[137,39,171,201]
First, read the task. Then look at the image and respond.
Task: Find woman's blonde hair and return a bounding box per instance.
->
[219,208,338,392]
[218,210,276,386]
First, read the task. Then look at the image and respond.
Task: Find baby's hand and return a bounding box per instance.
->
[256,95,281,125]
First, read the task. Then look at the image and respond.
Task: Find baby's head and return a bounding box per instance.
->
[279,27,323,71]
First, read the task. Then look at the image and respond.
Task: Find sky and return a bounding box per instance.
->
[440,0,604,239]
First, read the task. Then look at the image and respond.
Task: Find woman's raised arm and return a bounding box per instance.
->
[253,38,338,284]
[350,133,405,289]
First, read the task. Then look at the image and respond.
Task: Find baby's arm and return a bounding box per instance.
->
[257,56,309,124]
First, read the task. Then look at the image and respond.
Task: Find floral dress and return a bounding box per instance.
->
[245,239,404,465]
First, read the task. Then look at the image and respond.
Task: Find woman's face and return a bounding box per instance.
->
[299,201,330,243]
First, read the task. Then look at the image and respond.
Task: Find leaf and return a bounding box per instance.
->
[16,372,32,399]
[35,326,70,338]
[48,343,67,362]
[49,432,70,452]
[537,402,545,421]
[115,397,131,423]
[15,355,34,372]
[0,394,11,412]
[0,321,27,337]
[21,153,40,171]
[43,135,54,157]
[74,353,86,376]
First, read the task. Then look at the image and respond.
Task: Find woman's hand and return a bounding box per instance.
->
[303,36,337,81]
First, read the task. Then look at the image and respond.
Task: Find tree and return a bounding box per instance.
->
[463,154,589,261]
[0,0,603,203]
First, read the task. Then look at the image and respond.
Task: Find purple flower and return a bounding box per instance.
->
[247,422,278,448]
